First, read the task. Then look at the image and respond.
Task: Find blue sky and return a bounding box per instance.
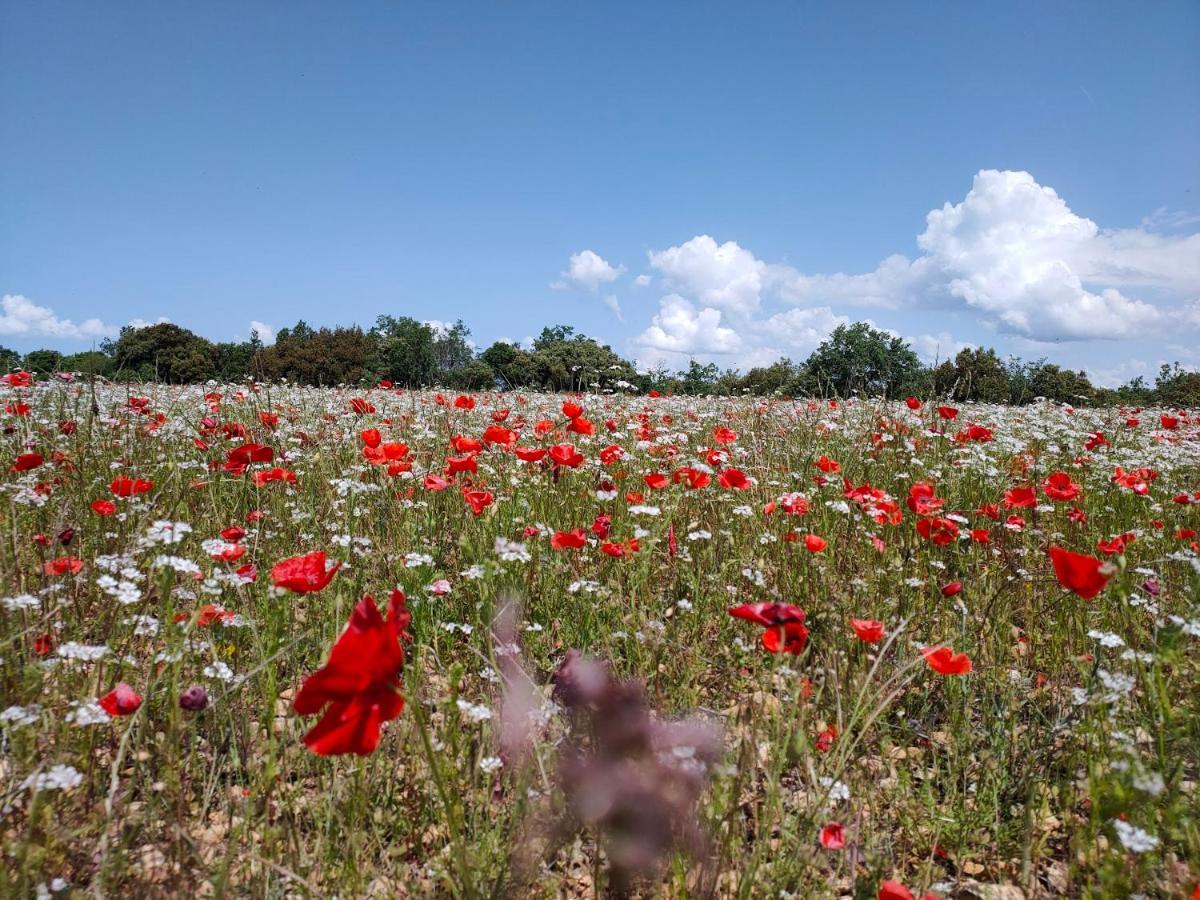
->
[2,1,1198,385]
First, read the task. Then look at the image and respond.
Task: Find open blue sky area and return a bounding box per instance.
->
[2,1,1198,384]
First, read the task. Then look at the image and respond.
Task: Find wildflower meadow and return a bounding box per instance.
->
[2,373,1198,898]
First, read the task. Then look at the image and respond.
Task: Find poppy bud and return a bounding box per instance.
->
[941,581,963,598]
[179,685,209,711]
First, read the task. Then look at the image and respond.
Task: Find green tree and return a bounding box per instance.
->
[801,323,926,398]
[932,347,1010,402]
[480,341,537,389]
[447,358,497,390]
[212,341,256,381]
[529,329,639,391]
[0,345,20,371]
[258,324,374,385]
[110,323,216,383]
[678,360,720,395]
[371,316,436,386]
[22,349,64,374]
[1154,363,1200,408]
[60,350,114,377]
[431,320,474,378]
[735,358,800,396]
[1020,362,1095,404]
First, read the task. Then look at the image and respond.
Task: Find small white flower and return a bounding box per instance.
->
[1087,630,1125,649]
[479,755,503,774]
[818,776,850,802]
[456,699,492,723]
[2,593,40,611]
[1112,819,1159,853]
[24,764,84,792]
[1,704,42,727]
[203,661,235,683]
[65,700,111,727]
[56,642,109,662]
[493,537,530,562]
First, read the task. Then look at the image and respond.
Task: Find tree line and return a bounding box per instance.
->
[3,317,1197,406]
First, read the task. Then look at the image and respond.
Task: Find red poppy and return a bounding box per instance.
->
[713,426,738,444]
[718,468,751,490]
[549,443,584,468]
[424,473,451,491]
[221,525,247,543]
[482,425,516,447]
[562,400,583,419]
[463,489,494,516]
[360,428,382,448]
[43,556,83,576]
[673,466,711,489]
[878,882,915,900]
[937,405,958,420]
[916,517,959,546]
[1096,532,1135,555]
[195,603,235,627]
[252,467,297,487]
[850,618,884,643]
[567,416,595,436]
[599,444,625,465]
[922,645,972,675]
[91,499,117,516]
[1112,466,1158,495]
[551,528,587,549]
[1003,485,1037,508]
[905,396,921,410]
[819,822,846,849]
[1161,415,1179,430]
[815,725,837,751]
[815,455,840,473]
[729,603,809,654]
[294,590,410,756]
[271,551,341,594]
[514,447,547,463]
[600,538,639,558]
[1048,546,1113,599]
[966,424,992,441]
[644,472,669,490]
[99,682,142,716]
[446,454,479,476]
[447,435,480,455]
[110,476,153,497]
[804,534,828,553]
[11,452,43,472]
[213,543,245,562]
[941,581,962,598]
[227,443,275,466]
[906,482,943,516]
[454,394,475,410]
[349,398,376,414]
[1042,471,1081,501]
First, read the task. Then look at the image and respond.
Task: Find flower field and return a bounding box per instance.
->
[2,376,1199,898]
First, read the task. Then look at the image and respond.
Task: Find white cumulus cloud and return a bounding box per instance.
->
[769,169,1194,343]
[249,321,275,345]
[648,235,766,316]
[632,294,742,367]
[0,294,119,341]
[554,250,624,291]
